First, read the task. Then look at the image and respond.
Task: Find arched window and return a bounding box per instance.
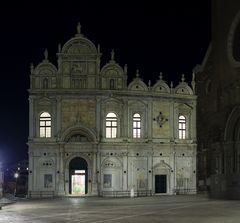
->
[106,112,117,138]
[110,79,115,89]
[40,112,51,138]
[43,78,48,89]
[133,113,141,138]
[178,115,186,139]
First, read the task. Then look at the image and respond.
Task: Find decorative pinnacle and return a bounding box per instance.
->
[58,43,61,53]
[111,49,115,61]
[159,72,163,80]
[181,74,185,82]
[136,69,140,78]
[124,64,128,74]
[97,44,100,53]
[191,71,196,93]
[192,71,195,82]
[30,63,34,74]
[77,22,81,34]
[170,81,173,88]
[44,49,48,61]
[148,80,151,87]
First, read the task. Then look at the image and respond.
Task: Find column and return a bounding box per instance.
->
[123,154,128,190]
[28,150,34,193]
[147,100,152,139]
[91,147,98,195]
[96,97,101,140]
[33,156,38,191]
[56,96,62,138]
[97,148,101,195]
[123,100,128,138]
[192,145,197,193]
[57,145,65,195]
[29,97,34,138]
[170,145,176,194]
[147,152,153,191]
[191,101,197,141]
[170,100,175,141]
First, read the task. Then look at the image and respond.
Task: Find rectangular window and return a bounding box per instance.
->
[44,174,53,188]
[40,112,51,138]
[178,115,186,139]
[133,113,141,138]
[106,113,117,138]
[103,174,112,188]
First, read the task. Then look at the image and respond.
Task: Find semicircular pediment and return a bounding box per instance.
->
[101,63,124,77]
[34,62,57,75]
[61,125,97,143]
[128,79,148,91]
[61,37,97,55]
[152,81,170,93]
[174,84,193,95]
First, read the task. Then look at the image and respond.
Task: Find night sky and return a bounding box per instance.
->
[0,1,211,165]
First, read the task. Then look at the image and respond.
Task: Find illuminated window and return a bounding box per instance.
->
[133,113,141,138]
[106,112,117,138]
[178,115,186,139]
[40,112,51,138]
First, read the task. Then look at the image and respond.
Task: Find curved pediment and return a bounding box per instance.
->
[152,81,170,93]
[61,125,97,143]
[61,36,97,55]
[128,78,148,91]
[33,62,57,76]
[174,83,193,95]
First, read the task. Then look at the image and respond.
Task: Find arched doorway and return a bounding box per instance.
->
[69,157,88,195]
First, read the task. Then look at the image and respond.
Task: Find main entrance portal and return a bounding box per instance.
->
[69,157,88,195]
[155,175,167,193]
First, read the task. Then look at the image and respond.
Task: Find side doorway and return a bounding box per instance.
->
[155,175,167,193]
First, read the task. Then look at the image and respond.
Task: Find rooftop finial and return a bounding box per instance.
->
[181,73,185,82]
[191,71,196,93]
[58,43,61,53]
[192,71,195,82]
[30,63,34,74]
[136,69,140,78]
[148,80,151,88]
[159,72,163,80]
[77,22,81,34]
[170,81,173,88]
[124,64,128,75]
[111,49,115,61]
[44,49,48,61]
[97,44,100,53]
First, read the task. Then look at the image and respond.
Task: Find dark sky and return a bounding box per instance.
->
[0,1,211,165]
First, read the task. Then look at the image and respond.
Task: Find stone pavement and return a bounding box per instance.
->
[0,195,240,223]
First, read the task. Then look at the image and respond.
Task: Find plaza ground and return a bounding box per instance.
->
[1,195,240,223]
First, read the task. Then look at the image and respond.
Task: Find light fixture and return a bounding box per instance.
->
[14,173,19,178]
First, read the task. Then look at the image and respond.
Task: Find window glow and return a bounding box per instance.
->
[133,113,141,138]
[106,112,117,138]
[179,115,186,139]
[40,112,51,138]
[75,170,85,174]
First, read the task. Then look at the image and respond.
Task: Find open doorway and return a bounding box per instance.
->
[69,157,88,195]
[155,175,167,193]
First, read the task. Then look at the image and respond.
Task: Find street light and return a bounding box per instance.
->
[14,172,19,196]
